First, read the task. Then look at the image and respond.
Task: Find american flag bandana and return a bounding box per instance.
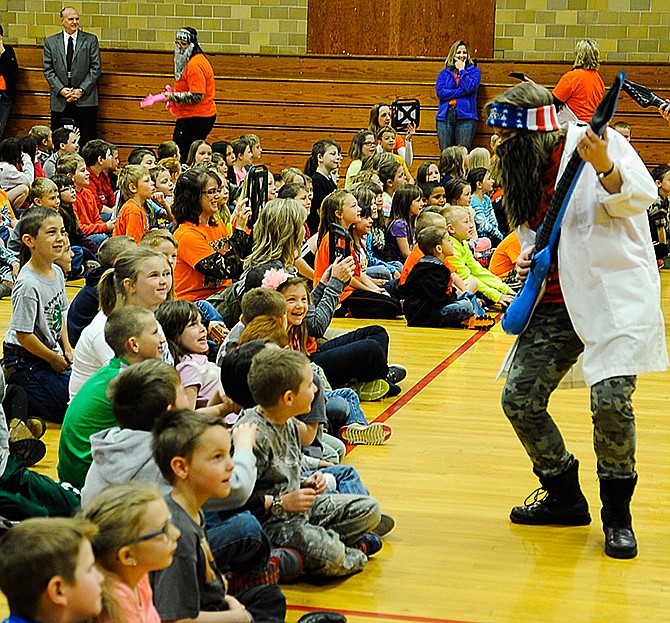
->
[486,103,561,132]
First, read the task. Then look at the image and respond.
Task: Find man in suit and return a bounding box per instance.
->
[43,7,101,147]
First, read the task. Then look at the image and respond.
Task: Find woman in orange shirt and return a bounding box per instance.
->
[172,168,250,301]
[165,28,217,163]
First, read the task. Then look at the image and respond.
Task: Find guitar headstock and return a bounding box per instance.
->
[589,71,625,137]
[622,79,668,109]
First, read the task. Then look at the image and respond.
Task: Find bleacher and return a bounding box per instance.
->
[6,45,670,170]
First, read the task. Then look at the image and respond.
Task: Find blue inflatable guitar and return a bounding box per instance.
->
[501,70,625,335]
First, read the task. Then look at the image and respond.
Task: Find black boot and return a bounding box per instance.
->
[510,457,591,526]
[600,476,638,559]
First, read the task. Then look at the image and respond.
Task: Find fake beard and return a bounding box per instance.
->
[174,44,195,80]
[495,132,544,228]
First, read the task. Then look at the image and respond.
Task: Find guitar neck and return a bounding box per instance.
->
[535,151,582,251]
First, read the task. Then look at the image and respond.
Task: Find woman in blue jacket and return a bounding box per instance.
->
[435,41,481,151]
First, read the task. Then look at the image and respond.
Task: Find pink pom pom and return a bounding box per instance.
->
[261,268,290,290]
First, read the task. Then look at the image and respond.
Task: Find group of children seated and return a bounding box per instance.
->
[1,108,667,622]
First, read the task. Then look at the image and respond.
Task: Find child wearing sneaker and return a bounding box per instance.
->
[0,368,80,520]
[0,517,104,623]
[261,262,405,400]
[443,205,515,307]
[400,226,493,330]
[237,347,383,577]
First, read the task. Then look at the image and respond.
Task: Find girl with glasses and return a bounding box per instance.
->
[81,482,181,623]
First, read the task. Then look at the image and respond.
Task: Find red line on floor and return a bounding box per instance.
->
[374,328,493,426]
[287,604,482,623]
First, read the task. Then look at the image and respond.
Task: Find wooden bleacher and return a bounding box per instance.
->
[7,46,670,171]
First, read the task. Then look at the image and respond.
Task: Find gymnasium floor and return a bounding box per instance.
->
[1,272,669,623]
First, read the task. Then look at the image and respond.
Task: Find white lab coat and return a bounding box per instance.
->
[513,124,668,387]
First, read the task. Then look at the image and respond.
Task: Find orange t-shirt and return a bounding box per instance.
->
[114,199,148,244]
[399,245,455,286]
[313,236,360,302]
[174,220,233,301]
[552,69,605,123]
[489,230,521,279]
[173,54,217,119]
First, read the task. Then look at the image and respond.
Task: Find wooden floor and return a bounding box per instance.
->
[2,273,670,623]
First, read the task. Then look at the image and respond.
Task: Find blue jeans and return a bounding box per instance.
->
[87,233,109,246]
[440,292,487,324]
[303,464,368,496]
[1,352,70,423]
[326,388,369,432]
[436,106,477,151]
[204,510,271,575]
[0,94,13,141]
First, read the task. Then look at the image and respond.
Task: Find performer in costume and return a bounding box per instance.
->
[166,28,217,163]
[490,81,667,559]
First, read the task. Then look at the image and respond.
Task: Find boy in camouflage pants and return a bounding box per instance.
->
[238,347,381,577]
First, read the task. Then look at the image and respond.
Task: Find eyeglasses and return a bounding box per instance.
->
[127,519,174,545]
[363,141,376,146]
[203,188,222,196]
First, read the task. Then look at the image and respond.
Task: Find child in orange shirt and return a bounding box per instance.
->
[114,165,156,243]
[58,153,114,246]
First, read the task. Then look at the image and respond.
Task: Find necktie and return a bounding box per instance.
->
[66,36,74,86]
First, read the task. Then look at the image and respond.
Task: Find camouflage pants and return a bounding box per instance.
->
[501,303,637,479]
[262,494,380,577]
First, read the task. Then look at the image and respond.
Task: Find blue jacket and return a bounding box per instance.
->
[435,64,481,122]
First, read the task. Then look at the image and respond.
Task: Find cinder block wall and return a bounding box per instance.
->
[2,0,669,60]
[2,0,309,54]
[494,0,670,61]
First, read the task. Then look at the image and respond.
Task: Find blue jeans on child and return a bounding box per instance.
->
[204,510,271,575]
[440,291,487,325]
[1,349,70,423]
[326,388,369,433]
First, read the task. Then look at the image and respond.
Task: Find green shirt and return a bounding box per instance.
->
[449,236,513,303]
[57,357,129,489]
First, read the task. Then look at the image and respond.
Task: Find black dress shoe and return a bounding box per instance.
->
[297,612,347,623]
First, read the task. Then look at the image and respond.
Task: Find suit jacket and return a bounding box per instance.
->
[43,30,101,111]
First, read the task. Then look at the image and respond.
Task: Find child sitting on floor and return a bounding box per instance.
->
[150,408,287,623]
[81,482,179,623]
[236,347,383,576]
[114,165,156,243]
[443,205,515,307]
[400,226,493,330]
[58,306,165,490]
[0,517,104,623]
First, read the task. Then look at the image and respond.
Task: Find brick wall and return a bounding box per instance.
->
[494,0,670,61]
[2,0,669,60]
[1,0,308,54]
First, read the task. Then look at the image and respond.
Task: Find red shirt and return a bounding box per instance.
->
[87,168,115,212]
[528,140,565,304]
[73,186,108,235]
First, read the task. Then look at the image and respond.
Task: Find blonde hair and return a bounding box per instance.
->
[467,147,491,171]
[442,204,470,226]
[29,177,58,202]
[445,40,471,69]
[118,164,151,203]
[573,39,600,70]
[81,482,163,561]
[55,152,84,176]
[244,198,306,269]
[140,228,178,250]
[80,483,163,623]
[98,247,168,315]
